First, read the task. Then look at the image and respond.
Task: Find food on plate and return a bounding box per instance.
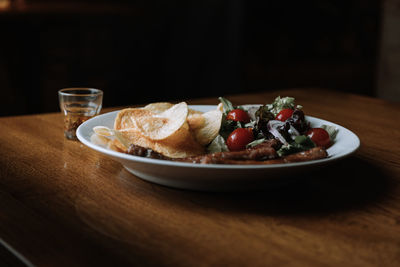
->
[114,126,204,158]
[226,109,251,123]
[226,128,254,151]
[92,96,338,164]
[114,102,188,140]
[306,127,331,148]
[95,102,223,158]
[193,110,223,145]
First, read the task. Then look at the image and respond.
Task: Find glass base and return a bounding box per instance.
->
[64,130,77,140]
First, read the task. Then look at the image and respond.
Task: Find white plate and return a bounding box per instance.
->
[77,105,360,191]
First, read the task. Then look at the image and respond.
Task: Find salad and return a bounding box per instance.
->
[208,96,338,157]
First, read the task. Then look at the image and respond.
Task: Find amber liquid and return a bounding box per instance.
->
[63,105,98,140]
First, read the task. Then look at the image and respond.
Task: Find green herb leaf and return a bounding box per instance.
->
[277,135,315,157]
[218,97,234,113]
[207,135,229,153]
[219,115,242,139]
[268,96,298,116]
[253,105,274,137]
[246,138,266,148]
[321,124,339,142]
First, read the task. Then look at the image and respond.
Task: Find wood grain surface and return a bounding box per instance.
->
[0,88,399,267]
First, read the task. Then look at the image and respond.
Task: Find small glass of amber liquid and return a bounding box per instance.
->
[58,88,103,140]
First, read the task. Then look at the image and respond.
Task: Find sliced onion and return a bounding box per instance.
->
[267,120,301,144]
[267,120,288,145]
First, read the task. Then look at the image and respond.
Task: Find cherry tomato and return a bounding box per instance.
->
[226,109,251,123]
[307,128,331,148]
[275,108,294,121]
[227,128,254,151]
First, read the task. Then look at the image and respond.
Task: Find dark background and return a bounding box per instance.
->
[0,0,381,116]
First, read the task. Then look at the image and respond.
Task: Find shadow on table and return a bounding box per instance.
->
[164,156,395,216]
[74,156,393,249]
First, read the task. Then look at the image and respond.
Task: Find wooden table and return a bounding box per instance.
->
[1,88,399,266]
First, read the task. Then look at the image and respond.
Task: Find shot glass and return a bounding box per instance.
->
[58,88,103,140]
